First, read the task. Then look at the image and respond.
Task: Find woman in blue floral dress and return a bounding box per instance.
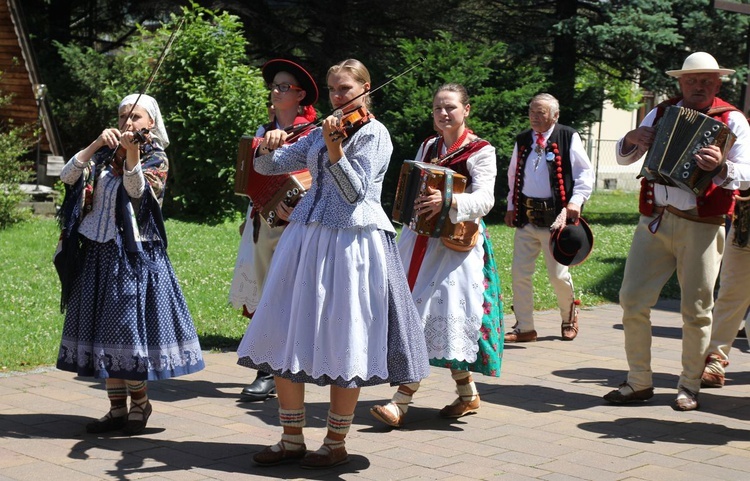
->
[55,94,204,436]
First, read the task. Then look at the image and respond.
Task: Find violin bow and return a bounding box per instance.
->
[331,56,426,118]
[284,56,426,139]
[106,16,186,165]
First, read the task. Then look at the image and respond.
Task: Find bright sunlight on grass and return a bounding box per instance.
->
[1,190,676,373]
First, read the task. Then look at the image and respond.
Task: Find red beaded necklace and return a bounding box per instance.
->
[443,128,471,156]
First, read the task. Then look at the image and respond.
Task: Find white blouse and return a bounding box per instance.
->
[59,154,145,243]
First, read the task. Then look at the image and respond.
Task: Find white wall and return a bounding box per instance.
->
[586,100,644,191]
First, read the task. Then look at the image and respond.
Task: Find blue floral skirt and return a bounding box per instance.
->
[57,239,205,380]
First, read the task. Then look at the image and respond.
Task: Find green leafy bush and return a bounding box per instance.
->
[53,3,267,222]
[0,73,34,229]
[147,5,267,220]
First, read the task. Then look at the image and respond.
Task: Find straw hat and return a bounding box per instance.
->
[666,52,735,78]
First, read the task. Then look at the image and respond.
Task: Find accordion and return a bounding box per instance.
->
[234,135,312,228]
[643,106,737,196]
[392,160,477,250]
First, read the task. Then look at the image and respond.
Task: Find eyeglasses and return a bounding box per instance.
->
[269,83,303,93]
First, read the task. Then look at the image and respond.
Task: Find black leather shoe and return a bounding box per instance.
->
[603,382,654,404]
[85,411,126,433]
[239,371,277,402]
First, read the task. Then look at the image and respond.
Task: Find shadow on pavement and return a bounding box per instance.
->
[578,417,750,444]
[0,412,370,479]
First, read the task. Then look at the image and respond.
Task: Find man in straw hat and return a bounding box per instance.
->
[604,52,750,411]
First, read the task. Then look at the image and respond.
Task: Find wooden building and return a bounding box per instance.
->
[0,0,63,185]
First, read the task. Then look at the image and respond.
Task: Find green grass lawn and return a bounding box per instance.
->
[0,190,674,373]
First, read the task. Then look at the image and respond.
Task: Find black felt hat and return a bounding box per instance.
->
[261,59,318,106]
[550,217,594,266]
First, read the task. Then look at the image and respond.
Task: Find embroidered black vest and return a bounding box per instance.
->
[511,124,577,227]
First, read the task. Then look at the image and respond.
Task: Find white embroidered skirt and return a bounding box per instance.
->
[397,225,486,364]
[237,221,430,387]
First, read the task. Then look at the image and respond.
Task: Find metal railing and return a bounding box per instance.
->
[585,138,642,192]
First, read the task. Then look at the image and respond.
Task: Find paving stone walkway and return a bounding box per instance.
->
[2,300,750,480]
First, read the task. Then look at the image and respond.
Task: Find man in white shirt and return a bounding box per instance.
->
[603,52,750,411]
[504,93,594,343]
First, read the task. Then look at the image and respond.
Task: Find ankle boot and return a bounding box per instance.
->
[239,371,277,402]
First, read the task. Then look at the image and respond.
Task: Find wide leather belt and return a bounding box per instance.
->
[521,195,556,227]
[653,205,725,226]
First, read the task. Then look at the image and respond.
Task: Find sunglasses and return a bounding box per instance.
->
[269,83,303,93]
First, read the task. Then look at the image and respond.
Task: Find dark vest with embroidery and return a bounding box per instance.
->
[638,96,739,218]
[511,123,577,227]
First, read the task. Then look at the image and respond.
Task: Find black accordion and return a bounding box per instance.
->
[643,106,737,196]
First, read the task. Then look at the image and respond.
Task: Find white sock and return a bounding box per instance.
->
[268,433,305,453]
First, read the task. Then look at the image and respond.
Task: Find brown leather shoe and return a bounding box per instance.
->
[253,441,307,466]
[439,395,480,418]
[560,301,580,340]
[370,404,403,427]
[300,443,349,469]
[603,382,654,404]
[504,329,537,343]
[701,370,725,388]
[561,308,579,341]
[672,386,699,411]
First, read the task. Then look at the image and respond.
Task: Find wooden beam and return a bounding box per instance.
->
[714,0,750,14]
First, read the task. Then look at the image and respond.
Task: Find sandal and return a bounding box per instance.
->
[85,410,126,434]
[123,398,152,435]
[300,442,349,469]
[370,404,403,427]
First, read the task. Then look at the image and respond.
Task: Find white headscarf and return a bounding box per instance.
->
[119,93,170,148]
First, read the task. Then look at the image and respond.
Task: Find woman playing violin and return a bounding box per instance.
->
[229,58,318,403]
[371,83,503,427]
[236,59,430,469]
[55,94,204,435]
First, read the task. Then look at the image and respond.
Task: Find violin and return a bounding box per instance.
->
[330,106,373,141]
[279,57,425,145]
[110,128,152,166]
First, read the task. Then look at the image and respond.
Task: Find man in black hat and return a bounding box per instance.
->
[603,52,750,412]
[504,93,594,343]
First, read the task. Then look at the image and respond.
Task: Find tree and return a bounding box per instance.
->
[377,33,548,220]
[138,5,267,220]
[0,72,34,228]
[54,3,268,221]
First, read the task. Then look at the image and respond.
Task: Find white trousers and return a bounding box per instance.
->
[511,224,575,332]
[619,212,724,393]
[707,224,750,366]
